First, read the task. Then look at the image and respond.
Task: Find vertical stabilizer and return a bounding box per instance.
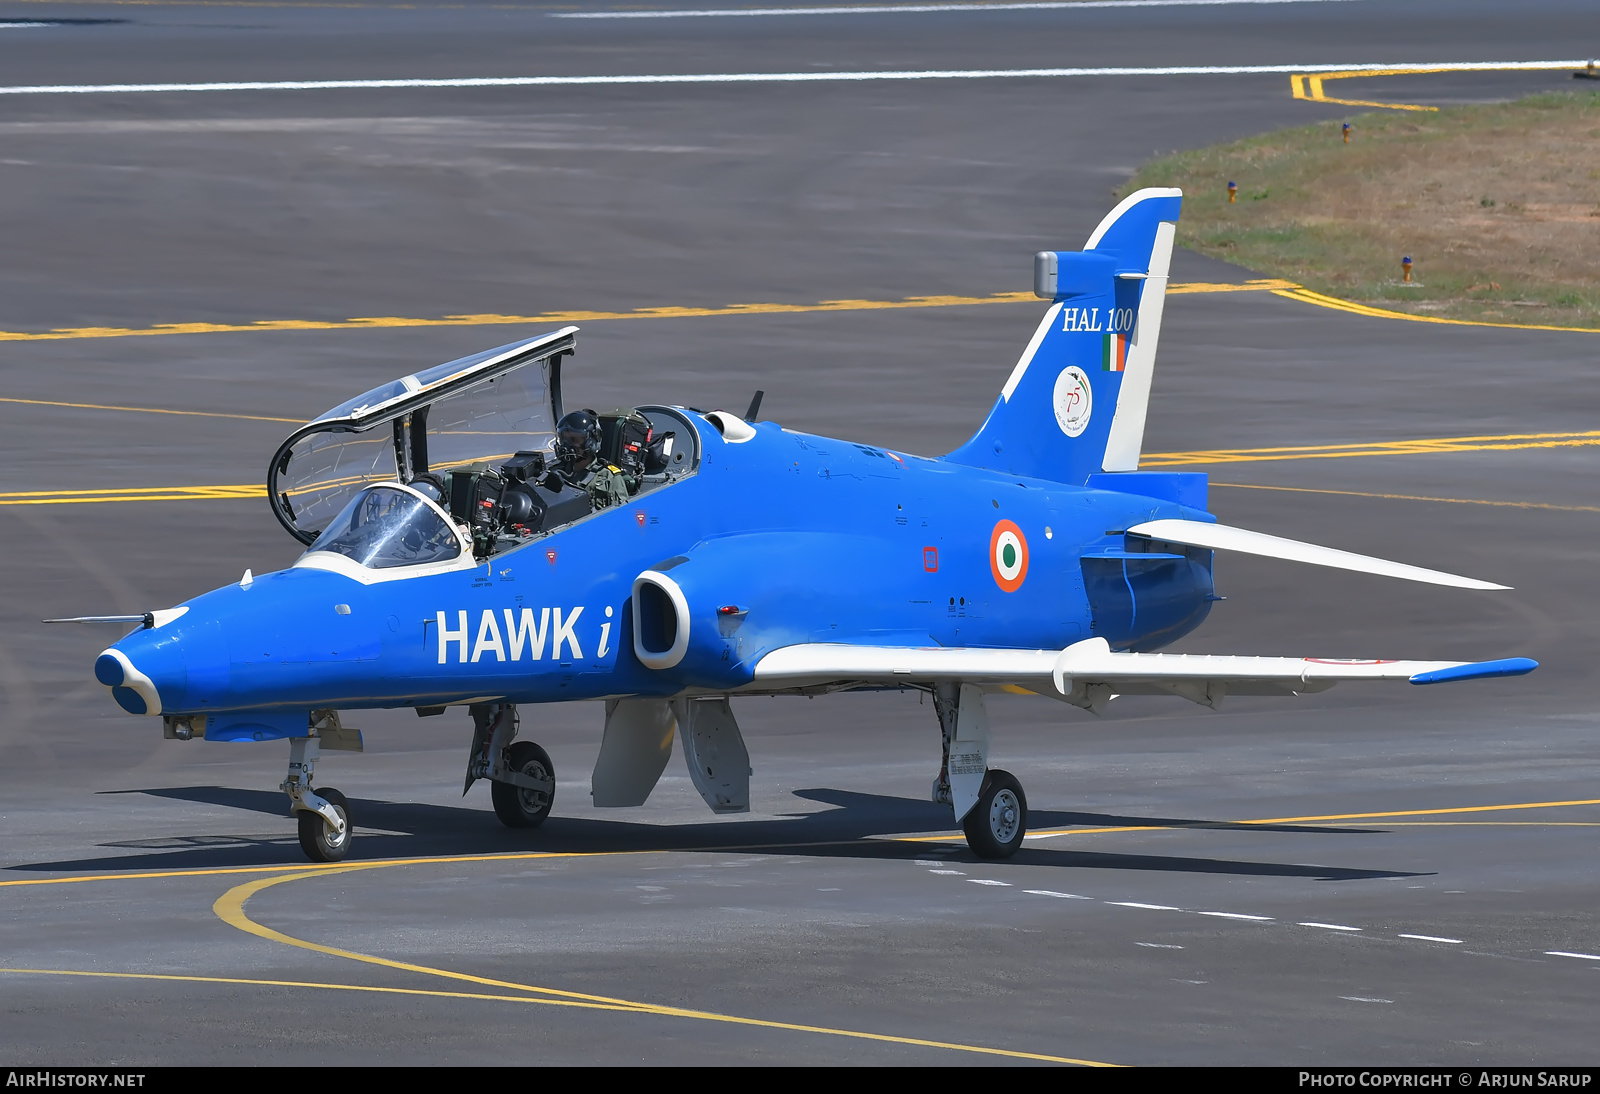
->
[946,188,1181,483]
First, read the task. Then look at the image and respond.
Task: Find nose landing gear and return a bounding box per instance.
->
[282,735,353,863]
[298,786,352,861]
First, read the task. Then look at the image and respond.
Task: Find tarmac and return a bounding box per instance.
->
[1,0,1597,1066]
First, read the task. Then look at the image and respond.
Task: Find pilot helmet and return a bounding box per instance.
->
[555,409,602,463]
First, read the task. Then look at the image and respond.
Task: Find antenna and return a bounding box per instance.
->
[743,389,764,422]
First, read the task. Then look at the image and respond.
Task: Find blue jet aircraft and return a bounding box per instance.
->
[74,189,1537,863]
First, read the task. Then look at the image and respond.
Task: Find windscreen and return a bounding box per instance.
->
[304,486,461,569]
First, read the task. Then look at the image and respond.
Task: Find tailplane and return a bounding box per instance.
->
[947,188,1181,483]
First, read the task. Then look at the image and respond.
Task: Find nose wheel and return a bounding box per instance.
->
[962,769,1027,859]
[297,786,352,862]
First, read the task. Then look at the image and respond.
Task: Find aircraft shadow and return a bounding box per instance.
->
[2,785,1422,883]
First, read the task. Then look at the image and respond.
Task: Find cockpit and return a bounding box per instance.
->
[269,327,701,565]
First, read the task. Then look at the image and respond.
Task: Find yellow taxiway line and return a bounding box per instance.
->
[1289,61,1585,113]
[3,280,1591,344]
[1272,287,1600,335]
[1212,482,1600,515]
[5,797,1595,890]
[1019,797,1600,842]
[3,796,1591,1060]
[211,867,1121,1065]
[0,396,299,424]
[8,424,1600,506]
[5,794,1594,1061]
[0,280,1291,343]
[1142,428,1600,467]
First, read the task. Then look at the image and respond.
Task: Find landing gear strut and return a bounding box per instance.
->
[283,735,352,863]
[931,683,1029,860]
[465,702,555,829]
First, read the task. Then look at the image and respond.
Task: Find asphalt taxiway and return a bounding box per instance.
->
[1,0,1598,1066]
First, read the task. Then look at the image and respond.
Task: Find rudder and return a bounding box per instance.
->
[946,188,1181,483]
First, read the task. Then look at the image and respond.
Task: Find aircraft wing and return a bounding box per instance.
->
[750,638,1536,710]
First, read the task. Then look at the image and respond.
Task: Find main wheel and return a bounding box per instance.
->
[297,786,352,863]
[962,770,1027,860]
[491,741,555,829]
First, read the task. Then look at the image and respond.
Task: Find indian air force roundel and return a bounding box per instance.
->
[989,520,1029,592]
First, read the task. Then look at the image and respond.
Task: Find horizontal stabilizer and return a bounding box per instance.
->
[1127,518,1509,591]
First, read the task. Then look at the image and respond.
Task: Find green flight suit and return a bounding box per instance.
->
[587,463,634,510]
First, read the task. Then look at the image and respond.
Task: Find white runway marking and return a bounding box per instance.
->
[1198,911,1274,921]
[1300,922,1363,932]
[968,879,1012,886]
[1136,942,1184,949]
[928,869,965,875]
[555,0,1375,19]
[0,60,1581,97]
[1339,996,1393,1003]
[1399,933,1462,944]
[1024,890,1092,899]
[0,22,54,28]
[1109,901,1181,911]
[1545,950,1600,962]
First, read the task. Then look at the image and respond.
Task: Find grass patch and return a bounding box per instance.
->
[1125,91,1600,328]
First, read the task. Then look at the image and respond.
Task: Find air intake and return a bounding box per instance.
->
[632,570,690,670]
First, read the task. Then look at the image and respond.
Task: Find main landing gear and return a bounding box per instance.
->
[933,683,1029,859]
[465,702,555,829]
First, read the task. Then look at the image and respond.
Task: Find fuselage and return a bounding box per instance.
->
[104,415,1215,724]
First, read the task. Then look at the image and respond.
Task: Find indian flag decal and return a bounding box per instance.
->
[1102,331,1128,372]
[989,519,1029,593]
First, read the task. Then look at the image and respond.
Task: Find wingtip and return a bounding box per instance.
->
[1409,657,1538,685]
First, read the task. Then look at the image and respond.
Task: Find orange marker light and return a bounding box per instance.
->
[1227,180,1237,203]
[1402,256,1413,283]
[1342,122,1351,143]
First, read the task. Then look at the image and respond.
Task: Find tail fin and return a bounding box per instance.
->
[946,187,1181,483]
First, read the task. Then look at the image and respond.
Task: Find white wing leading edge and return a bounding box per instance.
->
[749,638,1536,712]
[1127,518,1510,591]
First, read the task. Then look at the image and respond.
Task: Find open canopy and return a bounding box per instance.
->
[268,327,576,544]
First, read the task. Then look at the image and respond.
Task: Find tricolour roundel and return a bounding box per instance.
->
[989,520,1029,592]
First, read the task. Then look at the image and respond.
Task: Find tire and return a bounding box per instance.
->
[491,741,555,829]
[962,770,1027,860]
[297,786,352,863]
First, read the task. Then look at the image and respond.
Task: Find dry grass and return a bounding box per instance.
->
[1125,91,1600,328]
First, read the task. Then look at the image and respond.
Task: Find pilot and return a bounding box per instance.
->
[553,409,633,509]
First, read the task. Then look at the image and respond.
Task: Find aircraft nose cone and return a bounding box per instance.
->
[95,646,167,716]
[94,652,125,686]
